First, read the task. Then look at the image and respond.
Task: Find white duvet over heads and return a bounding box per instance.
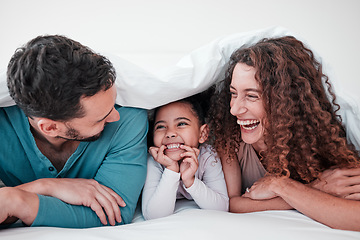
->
[0,26,359,150]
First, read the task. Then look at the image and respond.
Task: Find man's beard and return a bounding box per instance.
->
[56,127,103,142]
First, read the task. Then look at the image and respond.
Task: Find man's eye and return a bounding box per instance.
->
[230,91,237,98]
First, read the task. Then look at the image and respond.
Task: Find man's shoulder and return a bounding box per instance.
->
[0,105,26,125]
[1,105,22,114]
[116,106,148,124]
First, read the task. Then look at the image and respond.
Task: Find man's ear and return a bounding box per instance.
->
[36,118,61,137]
[199,124,209,144]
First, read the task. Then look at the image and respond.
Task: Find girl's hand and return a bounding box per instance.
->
[242,175,280,200]
[179,145,200,188]
[149,145,179,172]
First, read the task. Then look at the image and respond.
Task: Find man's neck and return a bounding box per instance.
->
[28,118,80,171]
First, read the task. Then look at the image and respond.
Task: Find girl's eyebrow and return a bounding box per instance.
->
[154,117,191,126]
[154,120,165,126]
[175,117,191,121]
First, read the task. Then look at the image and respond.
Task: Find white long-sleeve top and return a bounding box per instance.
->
[142,144,229,220]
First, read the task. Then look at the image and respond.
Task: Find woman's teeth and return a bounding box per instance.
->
[237,120,260,130]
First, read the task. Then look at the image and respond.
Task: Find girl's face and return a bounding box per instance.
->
[153,102,208,161]
[229,63,266,152]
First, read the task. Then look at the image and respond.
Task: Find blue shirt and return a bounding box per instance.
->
[0,105,148,228]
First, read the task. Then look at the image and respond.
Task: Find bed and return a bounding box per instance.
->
[1,199,360,240]
[0,26,360,239]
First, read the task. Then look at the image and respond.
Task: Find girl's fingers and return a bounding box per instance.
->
[149,147,159,159]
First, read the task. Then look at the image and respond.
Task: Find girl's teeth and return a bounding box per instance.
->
[167,144,180,149]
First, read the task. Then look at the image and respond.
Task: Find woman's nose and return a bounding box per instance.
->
[230,98,247,116]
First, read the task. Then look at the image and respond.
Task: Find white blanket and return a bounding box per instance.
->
[1,26,359,150]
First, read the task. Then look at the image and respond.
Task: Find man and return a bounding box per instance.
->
[0,35,148,228]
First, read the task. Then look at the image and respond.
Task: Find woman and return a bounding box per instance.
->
[208,36,360,231]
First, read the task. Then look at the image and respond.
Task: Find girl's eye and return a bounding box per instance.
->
[177,122,188,127]
[154,125,165,130]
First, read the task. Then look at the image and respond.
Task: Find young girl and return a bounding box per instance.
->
[141,95,229,220]
[207,36,360,230]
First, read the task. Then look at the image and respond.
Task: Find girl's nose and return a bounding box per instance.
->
[165,128,177,138]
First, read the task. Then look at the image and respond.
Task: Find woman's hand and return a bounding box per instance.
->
[311,168,360,200]
[179,145,200,188]
[16,178,125,226]
[149,145,180,172]
[242,175,282,200]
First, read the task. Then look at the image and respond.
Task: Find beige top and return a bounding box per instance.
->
[238,142,267,194]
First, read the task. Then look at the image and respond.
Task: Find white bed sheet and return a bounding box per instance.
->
[1,200,359,240]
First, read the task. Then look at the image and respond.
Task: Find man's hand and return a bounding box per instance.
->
[16,178,125,226]
[0,187,39,226]
[179,145,200,188]
[149,145,180,173]
[311,168,360,200]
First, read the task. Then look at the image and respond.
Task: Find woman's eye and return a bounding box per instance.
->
[246,94,260,101]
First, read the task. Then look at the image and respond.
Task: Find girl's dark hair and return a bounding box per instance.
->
[7,35,116,121]
[147,86,214,147]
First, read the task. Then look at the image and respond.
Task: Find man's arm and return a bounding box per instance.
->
[15,178,125,226]
[0,187,38,226]
[31,107,148,228]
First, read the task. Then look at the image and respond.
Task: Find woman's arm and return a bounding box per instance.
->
[220,153,292,212]
[245,175,360,231]
[219,153,242,198]
[311,168,360,200]
[229,195,292,213]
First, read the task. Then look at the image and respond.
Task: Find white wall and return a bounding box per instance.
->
[0,0,359,97]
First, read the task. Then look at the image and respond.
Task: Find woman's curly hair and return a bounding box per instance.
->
[208,36,359,183]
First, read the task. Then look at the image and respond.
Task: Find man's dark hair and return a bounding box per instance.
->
[7,35,116,121]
